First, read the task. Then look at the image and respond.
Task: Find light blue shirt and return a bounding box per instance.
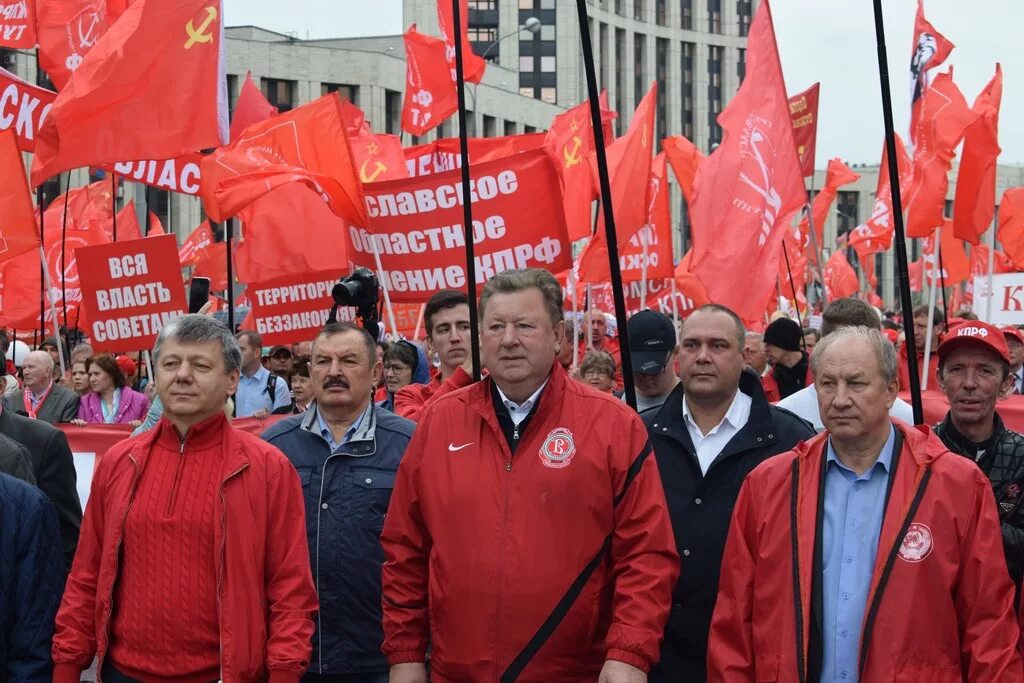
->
[234,365,290,417]
[821,426,896,683]
[314,401,372,453]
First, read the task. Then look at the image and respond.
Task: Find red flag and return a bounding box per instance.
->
[952,64,1002,245]
[436,0,485,85]
[904,69,978,238]
[178,220,213,267]
[0,0,36,48]
[909,0,954,146]
[824,250,859,300]
[36,0,110,89]
[193,241,227,291]
[908,259,924,292]
[402,25,458,136]
[688,0,805,323]
[199,93,366,225]
[662,134,704,205]
[797,157,859,250]
[234,184,350,284]
[112,200,143,241]
[229,71,278,141]
[39,177,114,233]
[351,131,407,184]
[0,129,40,264]
[544,94,618,241]
[31,0,229,185]
[848,135,911,259]
[146,211,165,236]
[0,66,58,153]
[106,0,132,21]
[922,219,970,286]
[969,243,1014,280]
[998,188,1024,270]
[788,82,819,177]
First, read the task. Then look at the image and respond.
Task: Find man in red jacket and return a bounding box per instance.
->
[708,326,1022,682]
[52,314,318,683]
[382,269,678,683]
[394,290,475,421]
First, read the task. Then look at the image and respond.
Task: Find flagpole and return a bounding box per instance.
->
[585,284,594,350]
[111,176,117,241]
[805,182,828,306]
[872,0,923,424]
[781,241,807,346]
[986,225,996,321]
[937,245,949,318]
[370,241,400,340]
[225,220,235,332]
[640,230,649,309]
[413,303,426,341]
[60,173,70,332]
[37,186,45,345]
[922,225,941,391]
[570,269,580,368]
[451,0,481,381]
[671,277,680,343]
[38,246,66,379]
[575,0,638,408]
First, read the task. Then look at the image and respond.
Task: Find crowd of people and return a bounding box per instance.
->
[0,268,1023,682]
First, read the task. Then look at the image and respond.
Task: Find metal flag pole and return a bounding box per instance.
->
[574,0,638,408]
[570,269,580,368]
[937,245,949,318]
[37,186,46,344]
[781,241,807,345]
[413,303,426,341]
[451,0,481,380]
[986,225,996,321]
[872,0,923,424]
[111,175,117,241]
[922,225,941,391]
[60,173,70,331]
[38,246,66,379]
[804,181,828,306]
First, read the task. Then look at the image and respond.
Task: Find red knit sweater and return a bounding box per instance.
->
[106,414,226,682]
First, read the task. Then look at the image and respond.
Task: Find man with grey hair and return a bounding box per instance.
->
[9,349,80,423]
[52,315,318,682]
[383,268,678,683]
[708,326,1022,681]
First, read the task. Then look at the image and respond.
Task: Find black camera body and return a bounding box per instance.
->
[330,268,380,337]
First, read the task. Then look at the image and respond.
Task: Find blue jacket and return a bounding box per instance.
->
[0,472,64,683]
[262,402,415,675]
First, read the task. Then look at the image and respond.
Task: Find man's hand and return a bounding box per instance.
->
[599,660,647,683]
[252,408,270,420]
[390,663,427,683]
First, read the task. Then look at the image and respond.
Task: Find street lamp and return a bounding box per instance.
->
[467,17,542,112]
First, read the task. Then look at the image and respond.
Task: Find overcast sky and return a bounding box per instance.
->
[223,0,1023,166]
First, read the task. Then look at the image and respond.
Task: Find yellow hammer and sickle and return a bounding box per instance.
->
[184,6,218,50]
[361,159,388,183]
[563,136,583,168]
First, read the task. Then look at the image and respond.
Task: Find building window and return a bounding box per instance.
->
[468,26,498,43]
[708,45,723,148]
[483,115,497,138]
[600,22,609,90]
[504,120,517,136]
[465,111,477,136]
[540,56,556,72]
[837,191,860,235]
[540,87,556,103]
[520,56,534,71]
[634,0,645,21]
[469,0,497,8]
[737,0,752,37]
[519,0,533,8]
[540,0,555,8]
[384,90,401,135]
[681,42,694,139]
[524,124,537,133]
[634,33,646,108]
[322,83,358,105]
[226,74,238,118]
[540,24,555,40]
[656,38,668,142]
[615,28,626,135]
[151,190,170,230]
[519,86,535,98]
[438,120,450,139]
[615,0,624,15]
[261,78,295,112]
[656,0,667,24]
[737,48,746,83]
[708,0,721,33]
[681,0,692,29]
[944,199,954,218]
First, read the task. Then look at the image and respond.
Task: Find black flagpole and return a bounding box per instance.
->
[872,0,922,424]
[60,173,69,332]
[575,0,637,408]
[37,186,45,344]
[451,0,481,380]
[111,175,117,241]
[937,248,949,318]
[144,186,152,237]
[781,242,807,348]
[226,220,235,333]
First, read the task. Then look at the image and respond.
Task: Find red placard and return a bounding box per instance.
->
[347,149,572,304]
[76,234,188,353]
[789,82,819,178]
[248,270,359,345]
[0,65,56,152]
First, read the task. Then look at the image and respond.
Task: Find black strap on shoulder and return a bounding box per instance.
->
[499,440,653,683]
[266,372,278,403]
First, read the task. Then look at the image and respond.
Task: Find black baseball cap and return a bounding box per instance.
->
[627,310,676,375]
[269,345,293,358]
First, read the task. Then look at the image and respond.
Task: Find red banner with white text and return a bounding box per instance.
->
[247,269,360,345]
[0,66,55,152]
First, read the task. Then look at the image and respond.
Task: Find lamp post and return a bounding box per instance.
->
[466,17,541,112]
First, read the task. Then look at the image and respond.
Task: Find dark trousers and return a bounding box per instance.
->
[101,661,218,683]
[302,673,390,683]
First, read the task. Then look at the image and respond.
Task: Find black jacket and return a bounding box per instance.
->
[645,370,814,683]
[934,411,1024,588]
[0,408,82,570]
[0,431,34,485]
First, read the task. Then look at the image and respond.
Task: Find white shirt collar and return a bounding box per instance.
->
[496,378,549,426]
[682,388,751,437]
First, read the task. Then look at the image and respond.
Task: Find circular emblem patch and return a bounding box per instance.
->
[539,427,576,469]
[898,522,933,563]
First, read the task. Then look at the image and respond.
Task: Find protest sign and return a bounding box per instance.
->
[973,273,1024,325]
[105,154,205,195]
[403,133,545,177]
[247,269,358,345]
[0,65,55,152]
[0,0,35,48]
[76,234,187,352]
[347,149,572,303]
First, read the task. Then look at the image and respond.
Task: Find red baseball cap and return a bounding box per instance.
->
[938,321,1011,364]
[1003,326,1024,346]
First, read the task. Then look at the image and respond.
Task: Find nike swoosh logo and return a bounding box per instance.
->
[448,442,473,452]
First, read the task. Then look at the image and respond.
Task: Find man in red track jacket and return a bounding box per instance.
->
[382,269,678,683]
[52,315,318,683]
[708,326,1022,682]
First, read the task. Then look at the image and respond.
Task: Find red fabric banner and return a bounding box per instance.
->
[662,134,704,206]
[247,269,362,345]
[0,129,41,265]
[346,148,572,303]
[789,82,819,178]
[192,240,227,291]
[178,220,213,267]
[36,0,110,90]
[229,71,277,141]
[824,249,859,300]
[403,133,545,177]
[952,63,1002,245]
[921,219,970,287]
[76,233,187,352]
[351,131,407,184]
[998,188,1024,270]
[848,135,912,259]
[436,0,485,85]
[103,155,204,195]
[402,24,457,137]
[0,66,57,152]
[0,0,36,48]
[909,0,954,147]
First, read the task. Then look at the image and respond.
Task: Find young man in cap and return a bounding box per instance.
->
[761,317,811,402]
[934,320,1024,594]
[1004,327,1024,395]
[268,345,294,376]
[626,310,679,415]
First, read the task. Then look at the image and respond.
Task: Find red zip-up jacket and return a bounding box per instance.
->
[52,415,319,683]
[381,363,678,682]
[708,421,1023,682]
[393,366,474,422]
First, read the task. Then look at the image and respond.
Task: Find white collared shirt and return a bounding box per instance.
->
[496,379,548,427]
[682,389,752,475]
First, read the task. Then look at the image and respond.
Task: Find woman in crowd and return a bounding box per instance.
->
[579,350,617,394]
[70,360,90,395]
[290,356,313,413]
[73,354,150,428]
[378,340,430,412]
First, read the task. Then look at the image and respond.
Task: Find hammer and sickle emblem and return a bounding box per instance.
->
[184,6,218,50]
[563,136,583,168]
[360,159,388,183]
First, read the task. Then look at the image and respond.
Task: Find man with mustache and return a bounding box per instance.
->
[933,321,1024,598]
[263,322,415,682]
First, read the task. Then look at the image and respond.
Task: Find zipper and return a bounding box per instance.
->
[216,463,249,680]
[98,453,142,674]
[494,434,513,679]
[165,435,187,517]
[312,454,340,674]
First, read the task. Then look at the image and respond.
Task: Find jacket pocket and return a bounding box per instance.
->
[754,653,780,682]
[350,468,396,530]
[892,664,960,682]
[295,466,314,488]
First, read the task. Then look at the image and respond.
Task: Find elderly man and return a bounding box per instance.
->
[933,321,1024,594]
[645,304,814,682]
[778,298,915,430]
[626,310,679,414]
[52,315,318,682]
[742,332,768,376]
[898,304,943,391]
[9,350,80,423]
[264,323,415,682]
[382,269,678,683]
[579,309,623,390]
[1004,327,1024,394]
[708,326,1023,682]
